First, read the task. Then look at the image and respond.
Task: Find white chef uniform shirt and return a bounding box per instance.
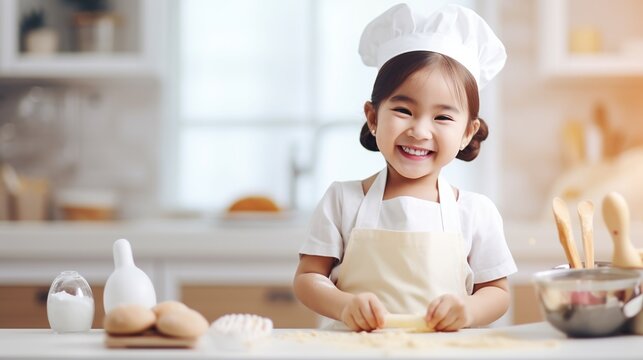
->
[300,180,518,289]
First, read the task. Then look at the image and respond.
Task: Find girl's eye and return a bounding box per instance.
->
[393,108,412,115]
[435,115,453,121]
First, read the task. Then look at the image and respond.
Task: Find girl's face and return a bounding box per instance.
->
[365,66,479,181]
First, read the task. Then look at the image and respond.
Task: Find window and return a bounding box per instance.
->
[167,0,495,212]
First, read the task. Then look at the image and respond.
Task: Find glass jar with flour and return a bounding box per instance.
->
[47,271,95,333]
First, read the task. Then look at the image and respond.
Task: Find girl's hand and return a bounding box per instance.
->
[425,294,472,331]
[340,293,387,331]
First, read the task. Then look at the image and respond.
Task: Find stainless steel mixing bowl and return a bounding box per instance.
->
[532,267,643,337]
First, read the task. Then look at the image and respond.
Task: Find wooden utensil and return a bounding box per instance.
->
[552,197,582,269]
[602,192,643,268]
[577,200,595,269]
[382,314,433,332]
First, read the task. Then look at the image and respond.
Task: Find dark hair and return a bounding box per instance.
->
[359,51,488,162]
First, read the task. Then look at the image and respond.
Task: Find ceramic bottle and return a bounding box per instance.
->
[103,238,156,313]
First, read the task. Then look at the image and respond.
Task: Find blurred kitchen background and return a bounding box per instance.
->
[4,0,643,222]
[2,0,643,329]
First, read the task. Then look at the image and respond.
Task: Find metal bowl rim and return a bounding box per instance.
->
[532,267,643,291]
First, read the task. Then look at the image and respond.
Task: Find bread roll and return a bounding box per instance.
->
[156,308,209,339]
[152,301,189,318]
[103,304,156,335]
[228,196,280,212]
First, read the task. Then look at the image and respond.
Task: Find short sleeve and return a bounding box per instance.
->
[299,182,345,260]
[466,194,517,283]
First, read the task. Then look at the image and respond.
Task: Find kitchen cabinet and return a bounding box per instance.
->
[539,0,643,78]
[0,285,106,329]
[511,284,543,325]
[162,260,318,328]
[182,285,318,328]
[0,0,164,78]
[506,260,556,326]
[0,284,51,328]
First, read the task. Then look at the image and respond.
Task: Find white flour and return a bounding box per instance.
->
[47,291,94,333]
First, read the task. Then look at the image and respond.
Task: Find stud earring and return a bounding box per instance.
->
[371,129,376,136]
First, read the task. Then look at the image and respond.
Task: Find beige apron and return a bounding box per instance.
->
[327,168,473,329]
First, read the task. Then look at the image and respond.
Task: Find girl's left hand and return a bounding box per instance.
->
[425,294,472,331]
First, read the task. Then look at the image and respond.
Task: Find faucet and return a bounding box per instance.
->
[288,121,361,209]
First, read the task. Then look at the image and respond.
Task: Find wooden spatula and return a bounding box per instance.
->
[577,200,595,269]
[602,192,643,268]
[553,197,582,268]
[382,314,433,332]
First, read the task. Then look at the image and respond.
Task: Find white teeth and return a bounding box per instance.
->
[401,146,429,156]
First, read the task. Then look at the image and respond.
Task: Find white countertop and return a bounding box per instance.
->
[0,219,640,268]
[0,219,307,261]
[0,323,641,359]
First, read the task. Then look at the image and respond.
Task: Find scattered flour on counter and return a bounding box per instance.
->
[275,330,559,351]
[47,291,94,333]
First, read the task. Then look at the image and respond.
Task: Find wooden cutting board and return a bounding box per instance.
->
[104,332,200,348]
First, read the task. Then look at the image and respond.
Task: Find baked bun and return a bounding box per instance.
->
[104,304,156,335]
[156,308,209,339]
[228,196,280,212]
[152,301,189,318]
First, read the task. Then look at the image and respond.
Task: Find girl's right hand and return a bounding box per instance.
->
[340,293,387,331]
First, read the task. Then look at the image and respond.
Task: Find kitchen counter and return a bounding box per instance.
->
[1,219,639,289]
[0,219,309,261]
[0,323,641,359]
[0,219,637,262]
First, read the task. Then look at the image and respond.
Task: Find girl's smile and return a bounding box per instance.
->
[397,145,434,159]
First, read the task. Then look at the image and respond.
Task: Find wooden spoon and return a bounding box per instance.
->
[577,200,595,269]
[602,192,643,268]
[552,197,582,268]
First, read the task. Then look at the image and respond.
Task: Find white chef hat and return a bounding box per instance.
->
[358,3,506,90]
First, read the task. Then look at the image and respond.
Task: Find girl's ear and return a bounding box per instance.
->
[461,118,480,148]
[364,101,377,131]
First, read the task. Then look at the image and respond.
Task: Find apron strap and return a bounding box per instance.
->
[437,176,461,233]
[354,168,387,229]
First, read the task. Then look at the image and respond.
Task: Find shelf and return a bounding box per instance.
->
[0,0,164,78]
[539,0,643,78]
[3,53,156,78]
[543,54,643,78]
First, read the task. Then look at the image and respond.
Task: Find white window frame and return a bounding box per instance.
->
[159,0,502,212]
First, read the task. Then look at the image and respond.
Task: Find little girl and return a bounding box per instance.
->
[294,3,517,332]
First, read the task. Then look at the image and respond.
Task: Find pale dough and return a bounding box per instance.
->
[275,330,558,351]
